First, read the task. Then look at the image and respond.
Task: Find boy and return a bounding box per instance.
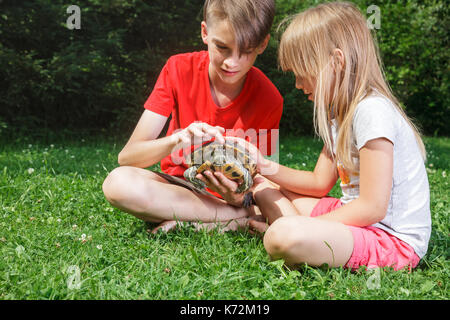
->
[102,0,283,232]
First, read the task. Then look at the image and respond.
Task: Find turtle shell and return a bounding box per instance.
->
[184,140,257,192]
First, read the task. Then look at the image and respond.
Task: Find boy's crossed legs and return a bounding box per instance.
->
[102,166,259,233]
[102,168,353,268]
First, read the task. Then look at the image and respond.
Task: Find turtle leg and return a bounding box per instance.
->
[184,166,206,189]
[236,169,253,193]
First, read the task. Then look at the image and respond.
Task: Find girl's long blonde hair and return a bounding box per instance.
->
[278,2,426,170]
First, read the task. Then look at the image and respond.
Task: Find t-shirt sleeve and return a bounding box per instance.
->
[353,96,398,150]
[143,61,175,117]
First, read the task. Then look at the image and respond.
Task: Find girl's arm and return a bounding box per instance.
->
[262,146,339,198]
[316,138,394,226]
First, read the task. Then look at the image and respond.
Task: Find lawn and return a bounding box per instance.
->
[0,132,448,300]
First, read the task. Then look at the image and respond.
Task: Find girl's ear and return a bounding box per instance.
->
[332,48,345,71]
[201,21,208,45]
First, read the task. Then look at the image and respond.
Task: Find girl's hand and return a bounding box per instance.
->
[223,136,269,173]
[171,122,225,147]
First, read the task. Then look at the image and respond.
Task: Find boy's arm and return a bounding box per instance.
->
[118,110,225,168]
[118,110,172,168]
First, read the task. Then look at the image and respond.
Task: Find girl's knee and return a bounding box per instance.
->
[263,216,308,259]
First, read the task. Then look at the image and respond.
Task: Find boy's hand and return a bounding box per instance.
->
[195,171,262,208]
[172,122,225,146]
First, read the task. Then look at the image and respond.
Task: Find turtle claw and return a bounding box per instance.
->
[236,178,253,193]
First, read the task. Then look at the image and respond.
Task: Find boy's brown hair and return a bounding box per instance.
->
[203,0,275,54]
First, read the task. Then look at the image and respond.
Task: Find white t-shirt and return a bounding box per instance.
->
[331,92,431,258]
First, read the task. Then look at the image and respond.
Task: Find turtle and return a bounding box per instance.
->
[183,140,257,193]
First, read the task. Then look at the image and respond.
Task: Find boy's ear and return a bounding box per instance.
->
[201,21,208,45]
[256,34,270,55]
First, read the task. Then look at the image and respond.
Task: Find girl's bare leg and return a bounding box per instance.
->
[248,176,353,268]
[278,187,320,217]
[102,166,250,224]
[263,215,353,268]
[247,176,321,232]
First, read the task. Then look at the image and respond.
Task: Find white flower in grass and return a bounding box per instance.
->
[286,152,293,159]
[96,245,103,250]
[302,163,306,167]
[442,171,447,178]
[27,168,35,174]
[78,234,92,243]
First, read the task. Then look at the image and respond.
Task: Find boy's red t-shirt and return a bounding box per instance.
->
[144,51,283,177]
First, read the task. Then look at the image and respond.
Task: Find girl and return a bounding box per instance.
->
[232,2,431,271]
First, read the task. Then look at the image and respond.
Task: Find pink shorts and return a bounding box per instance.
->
[311,197,420,271]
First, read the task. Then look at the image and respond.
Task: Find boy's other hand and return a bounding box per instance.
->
[196,171,263,208]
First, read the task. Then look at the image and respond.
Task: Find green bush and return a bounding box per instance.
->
[0,0,204,133]
[0,0,448,136]
[256,0,450,136]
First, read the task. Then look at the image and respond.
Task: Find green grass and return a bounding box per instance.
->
[0,133,448,300]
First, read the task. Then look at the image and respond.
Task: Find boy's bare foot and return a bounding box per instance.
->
[248,216,269,234]
[151,218,250,234]
[151,215,267,235]
[151,220,180,234]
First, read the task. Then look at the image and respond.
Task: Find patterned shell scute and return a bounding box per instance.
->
[183,140,257,193]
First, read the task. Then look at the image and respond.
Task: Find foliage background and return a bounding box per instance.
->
[0,0,448,136]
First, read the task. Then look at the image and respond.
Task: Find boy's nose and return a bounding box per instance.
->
[224,53,240,70]
[224,59,238,70]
